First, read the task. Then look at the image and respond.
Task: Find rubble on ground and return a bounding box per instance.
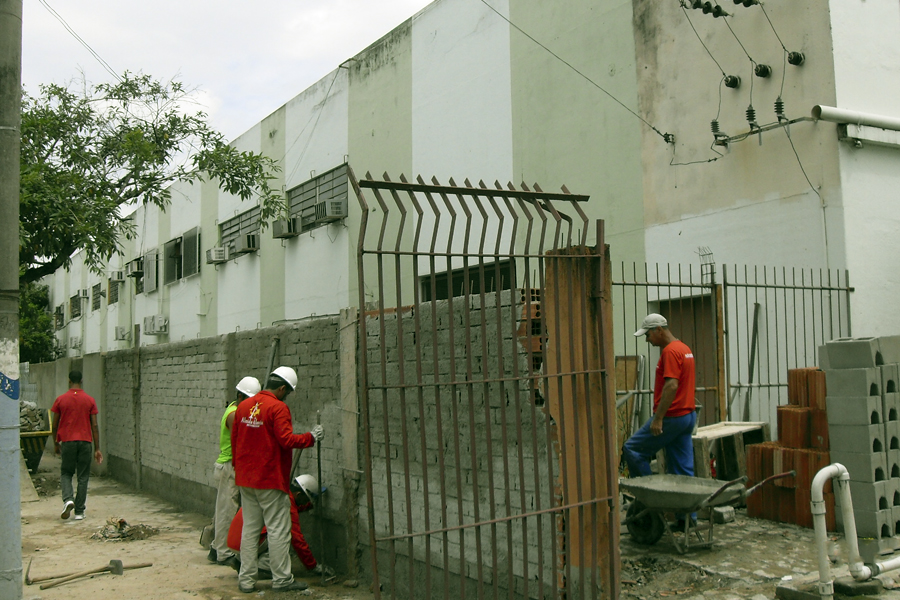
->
[91,517,159,541]
[20,400,47,432]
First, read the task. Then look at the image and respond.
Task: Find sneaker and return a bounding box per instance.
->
[74,513,85,521]
[273,580,308,592]
[207,547,217,563]
[60,500,75,520]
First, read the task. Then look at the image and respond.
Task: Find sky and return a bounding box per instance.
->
[21,0,435,141]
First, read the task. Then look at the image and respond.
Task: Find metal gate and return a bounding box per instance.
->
[353,170,620,600]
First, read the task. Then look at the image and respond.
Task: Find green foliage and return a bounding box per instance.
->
[18,282,61,364]
[19,72,284,284]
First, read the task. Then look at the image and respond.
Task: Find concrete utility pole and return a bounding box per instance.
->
[0,1,23,598]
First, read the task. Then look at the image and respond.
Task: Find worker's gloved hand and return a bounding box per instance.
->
[312,425,325,442]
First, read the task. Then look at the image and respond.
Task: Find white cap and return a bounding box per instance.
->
[236,376,261,397]
[271,366,298,390]
[634,313,668,337]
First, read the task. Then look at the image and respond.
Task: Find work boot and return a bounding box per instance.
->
[273,580,308,592]
[207,547,217,563]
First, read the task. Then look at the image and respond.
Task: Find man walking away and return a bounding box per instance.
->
[209,375,261,565]
[623,314,697,478]
[51,370,103,520]
[232,366,324,594]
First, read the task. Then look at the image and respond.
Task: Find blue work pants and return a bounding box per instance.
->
[622,411,697,478]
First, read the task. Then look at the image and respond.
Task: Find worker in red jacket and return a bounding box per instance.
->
[231,367,324,593]
[226,475,326,577]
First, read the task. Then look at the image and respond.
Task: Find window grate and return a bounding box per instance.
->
[287,163,349,233]
[69,294,82,319]
[219,207,261,256]
[144,249,159,293]
[108,279,119,304]
[91,283,102,311]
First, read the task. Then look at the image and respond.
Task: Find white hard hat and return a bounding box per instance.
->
[293,474,318,496]
[236,376,261,397]
[271,366,298,390]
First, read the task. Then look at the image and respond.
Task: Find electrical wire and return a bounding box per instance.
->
[681,4,726,77]
[782,123,822,204]
[37,0,121,82]
[479,0,671,141]
[759,2,788,52]
[285,68,342,184]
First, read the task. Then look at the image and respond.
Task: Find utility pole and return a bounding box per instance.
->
[0,1,23,599]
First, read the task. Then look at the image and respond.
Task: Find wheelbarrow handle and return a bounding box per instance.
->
[700,476,748,509]
[744,470,796,497]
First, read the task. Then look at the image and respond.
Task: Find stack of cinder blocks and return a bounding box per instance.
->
[745,368,833,528]
[822,336,900,560]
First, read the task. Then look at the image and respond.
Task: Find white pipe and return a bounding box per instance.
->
[812,105,900,132]
[811,464,873,600]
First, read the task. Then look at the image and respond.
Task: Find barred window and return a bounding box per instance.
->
[219,207,261,256]
[69,294,82,319]
[91,283,102,311]
[108,279,119,304]
[54,305,65,330]
[286,164,349,233]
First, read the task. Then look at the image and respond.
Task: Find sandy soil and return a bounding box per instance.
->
[21,453,373,600]
[22,455,900,599]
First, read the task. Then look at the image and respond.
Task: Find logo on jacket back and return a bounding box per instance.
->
[241,402,263,428]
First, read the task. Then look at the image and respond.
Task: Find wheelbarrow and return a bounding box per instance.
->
[620,470,794,554]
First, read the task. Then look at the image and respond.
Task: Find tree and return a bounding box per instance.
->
[18,281,60,364]
[19,73,284,284]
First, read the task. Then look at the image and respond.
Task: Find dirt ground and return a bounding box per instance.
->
[20,455,900,599]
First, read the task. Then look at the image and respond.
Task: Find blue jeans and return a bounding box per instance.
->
[60,440,93,514]
[622,411,697,478]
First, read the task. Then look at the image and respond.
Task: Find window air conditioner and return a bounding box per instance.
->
[110,271,125,283]
[143,314,169,335]
[125,258,144,277]
[206,246,229,264]
[313,199,347,224]
[79,289,90,299]
[236,234,259,254]
[114,326,131,341]
[272,218,301,239]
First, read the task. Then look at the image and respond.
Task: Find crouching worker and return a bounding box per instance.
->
[226,475,328,577]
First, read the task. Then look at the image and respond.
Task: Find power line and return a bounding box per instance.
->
[681,4,726,76]
[285,67,342,184]
[479,0,671,142]
[37,0,121,82]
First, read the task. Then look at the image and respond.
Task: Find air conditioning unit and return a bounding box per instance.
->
[313,199,347,224]
[79,289,90,299]
[114,326,131,341]
[235,234,259,254]
[272,218,301,239]
[206,246,229,264]
[69,337,82,349]
[143,314,169,335]
[110,270,125,283]
[125,258,144,277]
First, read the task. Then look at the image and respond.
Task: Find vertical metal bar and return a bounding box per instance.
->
[419,176,452,600]
[368,184,399,600]
[399,175,432,600]
[845,269,852,337]
[723,267,732,421]
[772,267,782,406]
[435,180,468,600]
[349,168,382,599]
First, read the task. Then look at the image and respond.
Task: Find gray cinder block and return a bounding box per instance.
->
[830,451,887,483]
[822,337,883,369]
[878,336,900,365]
[881,364,900,396]
[886,423,900,452]
[826,368,882,398]
[852,508,894,539]
[826,396,883,426]
[884,393,900,424]
[847,480,892,512]
[829,424,886,454]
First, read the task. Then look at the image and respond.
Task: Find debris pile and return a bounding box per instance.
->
[20,400,47,432]
[91,517,159,541]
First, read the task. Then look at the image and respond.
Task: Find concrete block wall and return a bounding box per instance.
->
[824,337,900,548]
[362,291,558,599]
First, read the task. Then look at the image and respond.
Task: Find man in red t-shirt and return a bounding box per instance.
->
[623,314,696,478]
[50,370,103,520]
[231,366,323,594]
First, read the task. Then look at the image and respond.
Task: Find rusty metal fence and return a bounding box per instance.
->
[611,261,852,446]
[353,170,620,600]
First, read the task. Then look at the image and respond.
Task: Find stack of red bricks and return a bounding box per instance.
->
[745,367,836,529]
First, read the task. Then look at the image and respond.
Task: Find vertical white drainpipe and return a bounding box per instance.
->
[811,463,873,599]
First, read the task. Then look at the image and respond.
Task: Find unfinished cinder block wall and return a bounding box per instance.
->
[823,336,900,560]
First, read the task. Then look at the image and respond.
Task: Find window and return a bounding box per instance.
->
[108,278,119,305]
[135,274,144,295]
[220,207,261,256]
[69,294,82,319]
[164,237,183,285]
[286,164,349,233]
[420,260,515,302]
[54,305,65,330]
[144,249,159,294]
[183,227,200,278]
[91,283,102,311]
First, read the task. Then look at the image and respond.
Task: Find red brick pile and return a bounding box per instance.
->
[745,367,836,529]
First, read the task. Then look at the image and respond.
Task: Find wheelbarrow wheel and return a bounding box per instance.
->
[626,500,665,545]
